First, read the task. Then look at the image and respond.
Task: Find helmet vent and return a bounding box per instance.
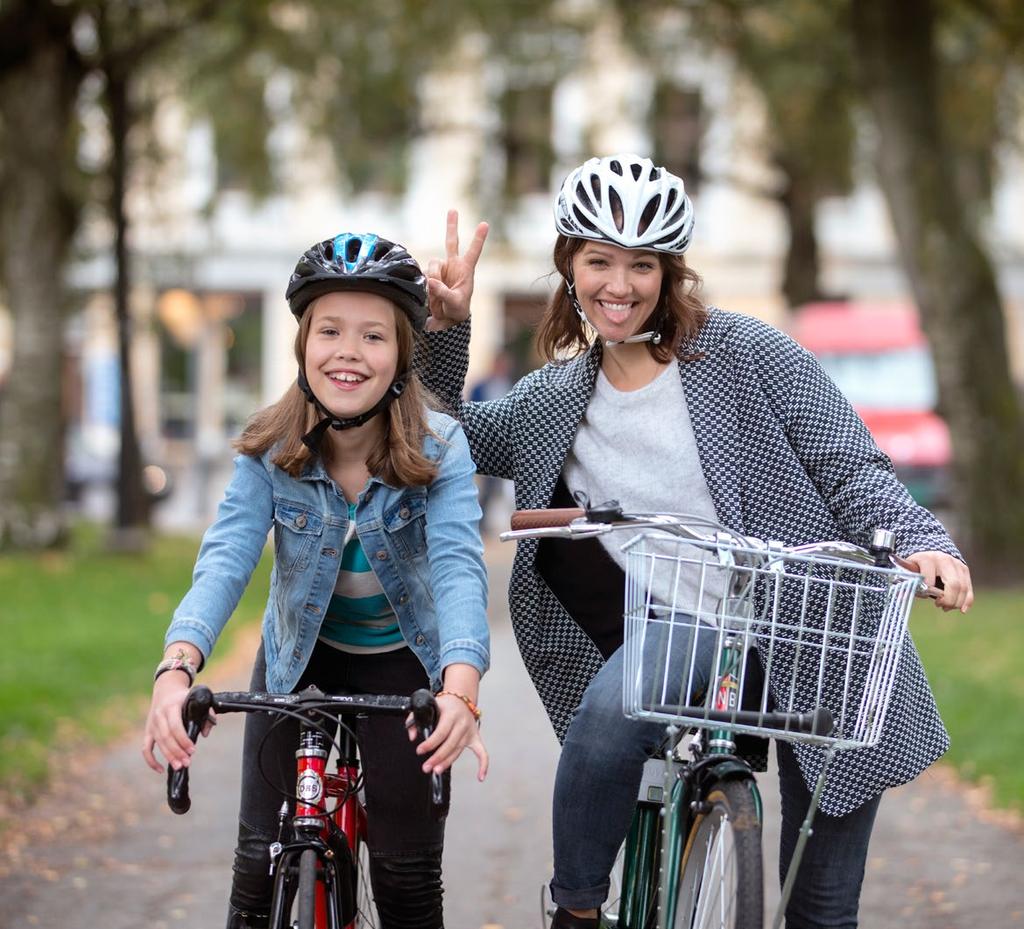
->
[630,162,643,180]
[609,159,623,176]
[639,195,661,235]
[575,180,596,213]
[590,174,602,205]
[572,205,599,232]
[609,188,624,232]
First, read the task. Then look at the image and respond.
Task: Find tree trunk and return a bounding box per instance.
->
[0,29,79,549]
[105,67,150,545]
[776,159,827,308]
[851,0,1024,580]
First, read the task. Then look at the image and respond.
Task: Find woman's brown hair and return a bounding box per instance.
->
[234,297,439,486]
[535,235,707,363]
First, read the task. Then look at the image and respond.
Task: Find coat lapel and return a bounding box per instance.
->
[678,309,746,534]
[522,347,600,509]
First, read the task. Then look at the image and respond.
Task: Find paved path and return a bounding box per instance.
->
[1,542,1022,928]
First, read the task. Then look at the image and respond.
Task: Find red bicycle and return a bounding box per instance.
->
[166,685,445,929]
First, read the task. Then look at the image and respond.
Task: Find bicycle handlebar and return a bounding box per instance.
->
[167,685,444,816]
[502,505,942,598]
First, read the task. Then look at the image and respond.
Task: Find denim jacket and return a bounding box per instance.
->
[164,410,489,693]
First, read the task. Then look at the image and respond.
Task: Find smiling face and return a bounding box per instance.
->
[303,290,400,422]
[570,241,664,344]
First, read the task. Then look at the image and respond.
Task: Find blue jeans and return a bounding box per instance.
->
[550,628,881,928]
[777,741,881,929]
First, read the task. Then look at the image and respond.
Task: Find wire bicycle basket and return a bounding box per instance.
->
[622,530,920,750]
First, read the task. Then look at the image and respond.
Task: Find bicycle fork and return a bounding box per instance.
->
[657,634,764,928]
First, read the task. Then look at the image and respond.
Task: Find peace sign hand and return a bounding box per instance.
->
[425,209,489,331]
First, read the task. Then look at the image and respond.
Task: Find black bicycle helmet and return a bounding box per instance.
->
[286,232,428,330]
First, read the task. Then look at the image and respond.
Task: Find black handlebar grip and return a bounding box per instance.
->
[408,690,448,820]
[166,685,215,815]
[802,707,834,737]
[409,688,438,730]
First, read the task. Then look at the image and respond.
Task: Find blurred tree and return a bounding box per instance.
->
[851,0,1024,577]
[619,0,856,307]
[0,0,548,549]
[0,2,85,549]
[620,0,1024,574]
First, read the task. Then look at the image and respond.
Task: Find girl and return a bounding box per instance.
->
[421,155,972,928]
[142,232,490,929]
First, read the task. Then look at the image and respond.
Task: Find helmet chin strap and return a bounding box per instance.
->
[297,369,407,452]
[566,277,662,347]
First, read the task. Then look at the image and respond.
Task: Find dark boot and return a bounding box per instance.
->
[225,904,270,929]
[369,847,444,929]
[551,906,599,929]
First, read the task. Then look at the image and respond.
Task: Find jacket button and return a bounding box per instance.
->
[376,550,388,561]
[398,506,410,520]
[322,548,337,557]
[399,593,409,605]
[415,633,426,645]
[294,514,307,529]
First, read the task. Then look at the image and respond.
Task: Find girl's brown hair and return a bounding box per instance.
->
[234,298,438,486]
[535,235,707,363]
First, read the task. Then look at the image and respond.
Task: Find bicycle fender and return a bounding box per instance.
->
[696,756,756,785]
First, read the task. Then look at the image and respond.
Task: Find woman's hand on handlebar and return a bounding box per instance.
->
[141,674,215,773]
[904,550,974,613]
[414,692,489,782]
[425,209,488,331]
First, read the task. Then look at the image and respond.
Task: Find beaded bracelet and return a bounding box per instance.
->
[436,690,482,723]
[154,649,199,686]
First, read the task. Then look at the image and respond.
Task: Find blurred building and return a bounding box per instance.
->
[4,12,1024,528]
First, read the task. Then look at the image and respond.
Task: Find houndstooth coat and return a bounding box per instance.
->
[422,308,958,815]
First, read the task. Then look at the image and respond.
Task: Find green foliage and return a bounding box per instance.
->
[911,589,1024,812]
[0,526,271,798]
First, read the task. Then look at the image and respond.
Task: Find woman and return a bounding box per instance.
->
[422,154,972,928]
[143,232,489,929]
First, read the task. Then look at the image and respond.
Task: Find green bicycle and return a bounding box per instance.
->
[504,502,933,929]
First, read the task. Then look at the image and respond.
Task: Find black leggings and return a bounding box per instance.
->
[230,641,447,928]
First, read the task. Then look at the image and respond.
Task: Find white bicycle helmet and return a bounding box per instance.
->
[554,153,694,254]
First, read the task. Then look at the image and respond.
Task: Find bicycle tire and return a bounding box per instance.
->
[353,834,378,928]
[671,779,762,929]
[296,848,318,929]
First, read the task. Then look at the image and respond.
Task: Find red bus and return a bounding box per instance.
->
[790,301,951,508]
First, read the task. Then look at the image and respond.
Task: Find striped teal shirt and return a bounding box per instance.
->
[319,505,405,654]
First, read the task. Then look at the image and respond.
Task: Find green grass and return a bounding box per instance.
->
[910,588,1024,813]
[0,525,270,798]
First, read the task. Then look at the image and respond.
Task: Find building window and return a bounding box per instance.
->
[651,83,703,193]
[501,84,554,199]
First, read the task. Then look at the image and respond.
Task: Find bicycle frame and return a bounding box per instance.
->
[268,722,367,929]
[610,635,765,929]
[168,686,443,929]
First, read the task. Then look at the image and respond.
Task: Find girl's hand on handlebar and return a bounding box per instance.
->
[904,550,974,613]
[414,693,489,782]
[425,209,488,331]
[141,674,215,773]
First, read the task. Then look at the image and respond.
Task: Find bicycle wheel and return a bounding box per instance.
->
[603,804,661,928]
[671,779,762,929]
[269,848,320,929]
[352,834,379,928]
[296,848,318,929]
